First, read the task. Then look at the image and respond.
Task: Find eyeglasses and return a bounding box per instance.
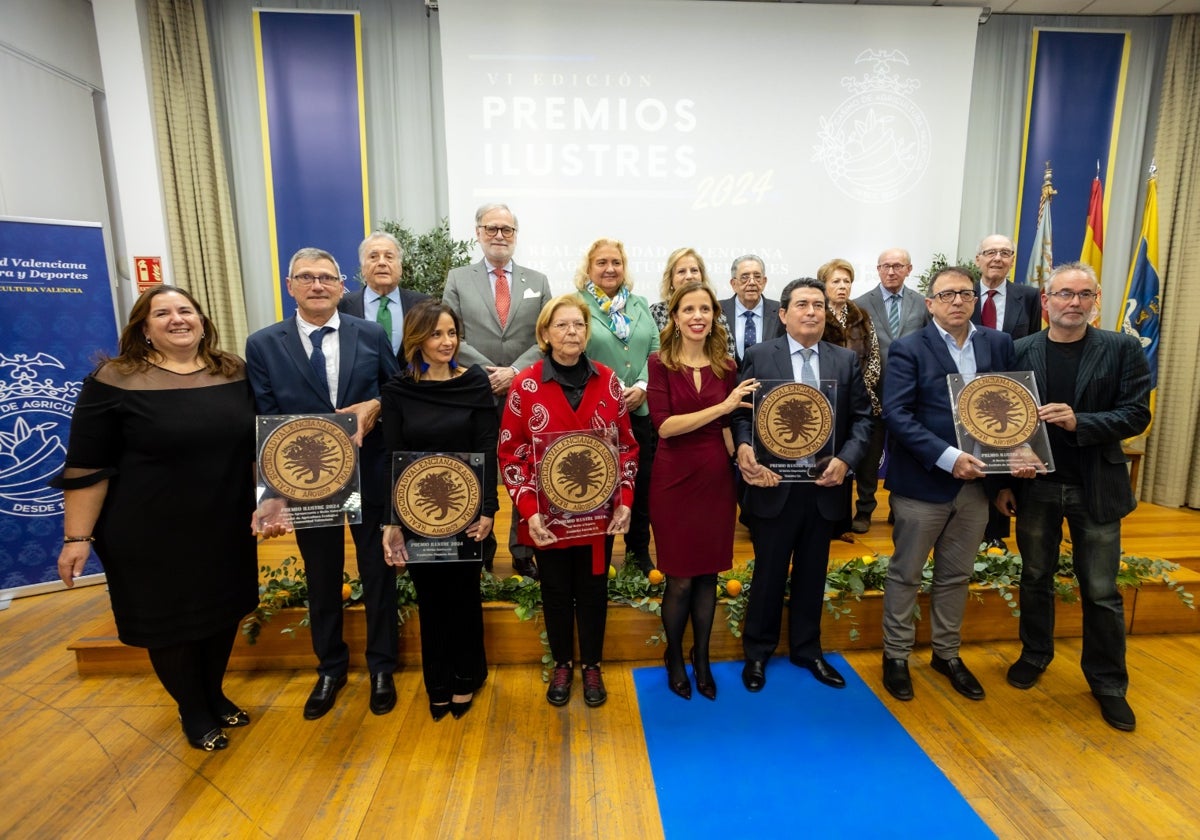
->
[478,224,517,238]
[736,273,764,283]
[930,289,978,303]
[978,248,1015,259]
[550,321,587,332]
[877,263,909,273]
[1046,290,1098,301]
[291,273,342,286]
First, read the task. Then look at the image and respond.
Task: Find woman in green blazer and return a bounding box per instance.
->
[575,238,659,574]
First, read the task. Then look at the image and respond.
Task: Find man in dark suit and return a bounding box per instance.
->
[970,233,1043,548]
[338,231,429,363]
[850,248,929,532]
[442,203,552,578]
[720,254,781,370]
[996,262,1150,731]
[880,267,1019,703]
[246,247,401,719]
[732,277,873,693]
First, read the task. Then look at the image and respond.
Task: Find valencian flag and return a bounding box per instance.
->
[1023,164,1055,289]
[1120,170,1160,422]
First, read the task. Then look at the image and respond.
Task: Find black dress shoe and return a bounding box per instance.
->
[791,655,846,689]
[217,705,250,727]
[691,648,716,701]
[1006,659,1043,690]
[665,652,691,700]
[741,660,766,693]
[186,727,229,752]
[882,656,913,701]
[930,655,985,700]
[512,554,539,580]
[303,674,348,720]
[369,672,397,715]
[1094,693,1136,731]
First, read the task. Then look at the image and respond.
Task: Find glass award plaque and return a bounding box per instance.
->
[752,379,839,482]
[256,414,362,529]
[947,372,1056,474]
[533,428,620,541]
[391,451,486,562]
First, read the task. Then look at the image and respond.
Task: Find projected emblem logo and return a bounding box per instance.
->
[0,353,81,518]
[812,49,932,204]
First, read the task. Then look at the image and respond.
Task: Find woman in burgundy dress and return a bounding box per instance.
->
[648,282,759,700]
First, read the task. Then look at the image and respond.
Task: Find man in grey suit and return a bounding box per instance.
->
[996,262,1150,732]
[732,277,873,693]
[720,254,782,370]
[850,248,929,531]
[970,233,1044,549]
[338,231,429,363]
[442,203,552,577]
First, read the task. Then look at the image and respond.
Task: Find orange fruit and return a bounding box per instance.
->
[341,583,352,600]
[647,569,665,585]
[986,546,1005,556]
[607,565,617,579]
[725,578,743,597]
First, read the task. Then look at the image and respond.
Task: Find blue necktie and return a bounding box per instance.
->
[799,347,818,387]
[888,294,901,336]
[743,310,757,354]
[309,326,333,393]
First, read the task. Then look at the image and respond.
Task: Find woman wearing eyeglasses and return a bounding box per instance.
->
[498,295,639,708]
[818,259,882,538]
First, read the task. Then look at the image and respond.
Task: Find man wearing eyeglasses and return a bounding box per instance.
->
[880,267,1019,704]
[721,254,781,370]
[850,248,929,532]
[970,234,1044,550]
[443,203,551,578]
[996,263,1150,732]
[246,247,401,720]
[338,231,429,363]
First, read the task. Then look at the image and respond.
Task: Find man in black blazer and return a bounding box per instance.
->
[880,268,1021,704]
[246,247,401,719]
[338,231,430,363]
[720,254,781,369]
[996,263,1150,732]
[971,234,1043,548]
[732,277,873,693]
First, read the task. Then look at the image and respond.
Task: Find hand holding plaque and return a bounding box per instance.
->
[947,372,1055,475]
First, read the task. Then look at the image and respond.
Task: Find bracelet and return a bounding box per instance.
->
[63,536,95,544]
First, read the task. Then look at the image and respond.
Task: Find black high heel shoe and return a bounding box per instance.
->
[449,695,474,720]
[665,652,691,700]
[691,648,717,701]
[430,702,451,722]
[186,727,229,751]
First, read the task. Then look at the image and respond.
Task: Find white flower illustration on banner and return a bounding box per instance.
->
[812,49,932,204]
[0,353,81,518]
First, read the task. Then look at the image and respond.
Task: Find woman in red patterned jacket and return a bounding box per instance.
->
[499,294,638,709]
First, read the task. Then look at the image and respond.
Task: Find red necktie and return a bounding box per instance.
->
[981,289,997,329]
[494,268,510,328]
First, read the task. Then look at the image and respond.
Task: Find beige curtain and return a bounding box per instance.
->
[1143,15,1200,508]
[146,0,248,353]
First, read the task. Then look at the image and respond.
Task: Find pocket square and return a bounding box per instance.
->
[522,288,539,299]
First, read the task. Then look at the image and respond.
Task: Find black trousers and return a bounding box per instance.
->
[294,501,397,676]
[408,561,488,702]
[535,541,612,665]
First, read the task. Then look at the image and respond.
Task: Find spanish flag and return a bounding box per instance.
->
[1080,174,1104,278]
[1120,172,1160,421]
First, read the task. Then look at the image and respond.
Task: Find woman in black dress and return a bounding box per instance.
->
[54,285,258,752]
[381,300,498,721]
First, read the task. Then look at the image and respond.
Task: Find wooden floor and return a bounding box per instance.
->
[4,497,1200,839]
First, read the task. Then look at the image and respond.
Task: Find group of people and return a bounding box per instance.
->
[54,204,1151,752]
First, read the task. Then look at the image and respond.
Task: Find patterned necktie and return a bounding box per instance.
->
[376,295,393,345]
[888,293,901,336]
[494,268,510,328]
[981,289,998,329]
[799,347,818,387]
[309,326,333,393]
[743,310,757,353]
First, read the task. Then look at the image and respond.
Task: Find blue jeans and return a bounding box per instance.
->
[1014,481,1127,696]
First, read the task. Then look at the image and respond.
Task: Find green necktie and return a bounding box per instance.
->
[377,295,393,345]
